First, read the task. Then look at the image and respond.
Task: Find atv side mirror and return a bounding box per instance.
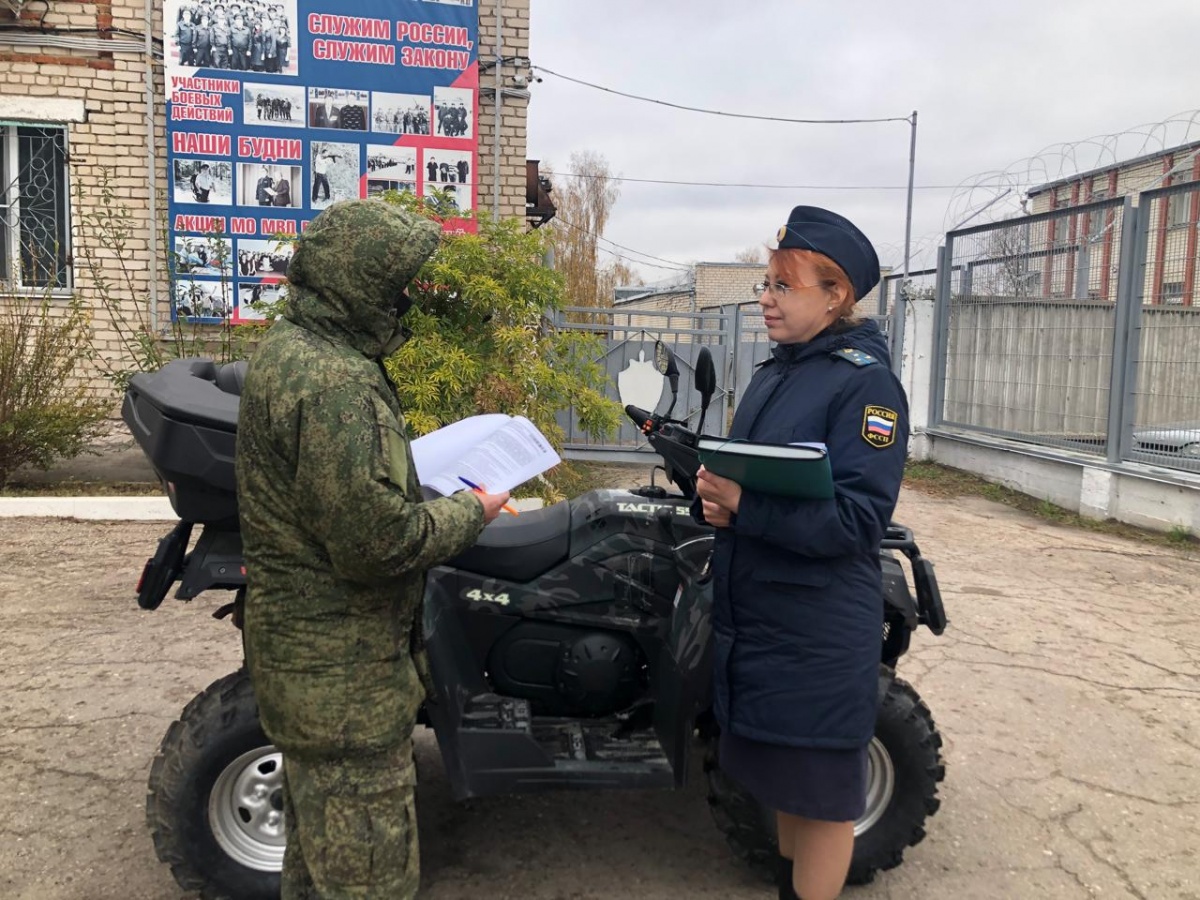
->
[654,340,680,418]
[694,346,716,434]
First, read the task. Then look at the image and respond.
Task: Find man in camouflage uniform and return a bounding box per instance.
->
[236,200,510,899]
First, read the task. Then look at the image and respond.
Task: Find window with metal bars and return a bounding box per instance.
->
[0,125,71,290]
[1167,196,1195,230]
[1166,163,1197,230]
[1086,190,1109,239]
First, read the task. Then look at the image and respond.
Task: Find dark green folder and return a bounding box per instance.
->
[696,437,835,500]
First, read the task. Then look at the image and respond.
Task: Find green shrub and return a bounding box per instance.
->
[380,192,622,502]
[0,293,111,488]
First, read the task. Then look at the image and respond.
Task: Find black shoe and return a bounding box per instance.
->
[777,856,799,900]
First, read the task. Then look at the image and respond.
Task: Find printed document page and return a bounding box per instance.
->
[411,414,509,484]
[412,414,561,496]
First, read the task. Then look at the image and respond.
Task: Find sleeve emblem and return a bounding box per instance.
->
[862,405,899,448]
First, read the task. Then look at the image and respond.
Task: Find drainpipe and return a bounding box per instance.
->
[144,0,160,333]
[492,0,502,220]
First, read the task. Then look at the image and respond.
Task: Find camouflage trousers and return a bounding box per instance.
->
[281,743,419,899]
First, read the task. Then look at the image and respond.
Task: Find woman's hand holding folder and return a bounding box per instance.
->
[696,465,741,528]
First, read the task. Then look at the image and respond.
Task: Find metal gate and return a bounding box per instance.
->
[551,306,732,461]
[554,304,895,461]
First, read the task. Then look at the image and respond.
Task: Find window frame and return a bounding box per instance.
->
[1085,189,1110,239]
[0,122,73,293]
[1165,188,1193,230]
[1162,280,1186,305]
[1165,161,1196,231]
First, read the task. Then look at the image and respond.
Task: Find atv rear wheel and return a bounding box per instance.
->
[147,669,283,900]
[704,670,944,886]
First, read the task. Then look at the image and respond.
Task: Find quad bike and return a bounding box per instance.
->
[123,343,947,899]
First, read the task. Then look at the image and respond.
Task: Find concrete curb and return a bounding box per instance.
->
[0,497,178,520]
[0,496,545,521]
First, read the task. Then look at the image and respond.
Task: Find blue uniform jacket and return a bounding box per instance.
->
[706,319,909,749]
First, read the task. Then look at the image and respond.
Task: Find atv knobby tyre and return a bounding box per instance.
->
[147,668,283,900]
[705,670,944,886]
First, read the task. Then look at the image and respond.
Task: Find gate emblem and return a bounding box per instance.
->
[617,349,666,413]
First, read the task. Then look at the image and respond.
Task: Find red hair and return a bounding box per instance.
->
[768,248,860,320]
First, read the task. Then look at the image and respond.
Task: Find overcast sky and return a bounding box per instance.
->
[526,0,1200,282]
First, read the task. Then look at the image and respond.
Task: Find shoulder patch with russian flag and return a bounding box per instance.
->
[862,405,899,448]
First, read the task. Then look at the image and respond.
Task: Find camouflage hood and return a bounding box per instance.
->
[285,200,442,358]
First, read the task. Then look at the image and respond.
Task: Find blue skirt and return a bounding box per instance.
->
[719,730,869,822]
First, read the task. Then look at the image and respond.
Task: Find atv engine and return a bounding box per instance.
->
[486,623,644,717]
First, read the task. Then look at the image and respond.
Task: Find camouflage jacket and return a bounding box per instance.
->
[236,201,485,758]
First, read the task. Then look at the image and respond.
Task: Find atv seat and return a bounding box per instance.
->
[449,500,570,583]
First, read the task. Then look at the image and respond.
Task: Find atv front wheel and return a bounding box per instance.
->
[147,668,283,900]
[704,670,944,886]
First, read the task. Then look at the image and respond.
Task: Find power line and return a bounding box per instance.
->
[593,245,692,273]
[555,171,964,191]
[533,66,911,126]
[554,216,691,271]
[557,229,691,273]
[594,244,691,273]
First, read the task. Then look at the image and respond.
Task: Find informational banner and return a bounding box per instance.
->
[163,0,479,323]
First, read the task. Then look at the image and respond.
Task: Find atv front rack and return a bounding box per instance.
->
[881,524,947,636]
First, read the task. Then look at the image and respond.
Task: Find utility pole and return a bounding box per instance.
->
[891,110,918,377]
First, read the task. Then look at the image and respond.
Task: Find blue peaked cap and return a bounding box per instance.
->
[775,206,881,301]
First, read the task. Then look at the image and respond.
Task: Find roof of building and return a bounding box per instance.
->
[1028,139,1200,197]
[613,286,692,306]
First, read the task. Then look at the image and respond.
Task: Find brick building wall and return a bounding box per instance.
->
[0,1,167,399]
[1026,142,1200,304]
[477,0,530,221]
[612,289,694,334]
[0,0,531,397]
[693,262,761,310]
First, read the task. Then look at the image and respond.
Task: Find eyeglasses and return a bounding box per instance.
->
[751,280,822,299]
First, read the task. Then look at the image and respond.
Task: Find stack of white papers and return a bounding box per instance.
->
[410,414,561,496]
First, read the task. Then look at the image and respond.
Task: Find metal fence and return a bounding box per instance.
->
[931,192,1200,475]
[1126,182,1200,473]
[879,269,938,316]
[550,307,733,460]
[553,301,895,460]
[553,189,1198,477]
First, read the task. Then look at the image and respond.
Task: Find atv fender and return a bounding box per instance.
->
[653,535,715,787]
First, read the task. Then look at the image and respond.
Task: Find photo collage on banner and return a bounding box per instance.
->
[165,0,479,322]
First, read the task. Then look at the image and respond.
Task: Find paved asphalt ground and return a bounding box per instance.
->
[1,485,1198,899]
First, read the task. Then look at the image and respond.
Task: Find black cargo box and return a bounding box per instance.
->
[122,358,245,524]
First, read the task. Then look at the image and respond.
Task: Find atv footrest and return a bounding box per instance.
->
[532,718,673,768]
[461,693,531,731]
[432,693,676,798]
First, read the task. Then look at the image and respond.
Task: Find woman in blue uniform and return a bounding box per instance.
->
[695,206,909,900]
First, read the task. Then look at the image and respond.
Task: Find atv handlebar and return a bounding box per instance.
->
[624,404,655,432]
[881,523,915,550]
[626,404,703,498]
